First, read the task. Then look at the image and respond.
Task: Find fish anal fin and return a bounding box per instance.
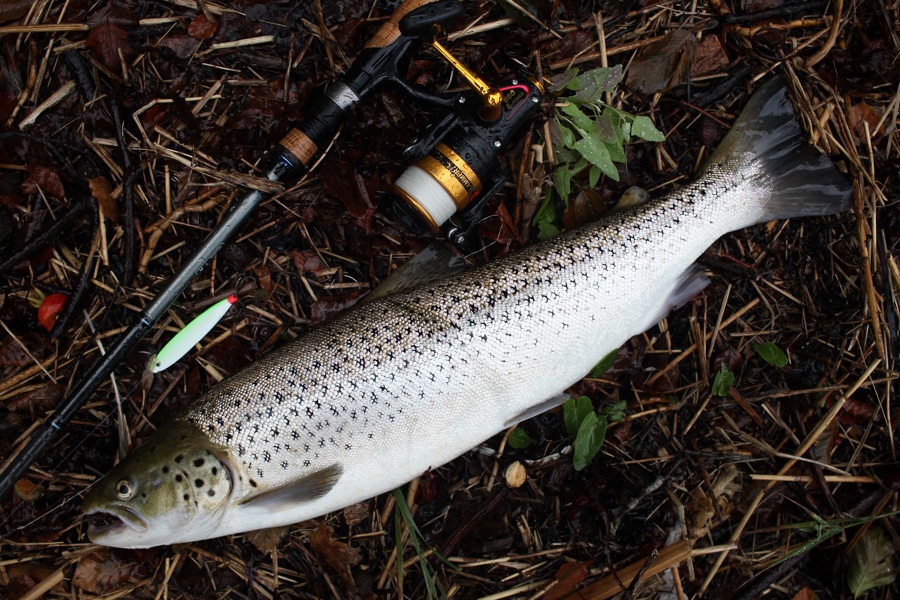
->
[646,265,709,327]
[239,464,343,509]
[504,393,569,427]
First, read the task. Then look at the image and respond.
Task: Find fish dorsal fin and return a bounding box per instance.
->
[239,464,343,508]
[504,393,570,427]
[366,243,470,302]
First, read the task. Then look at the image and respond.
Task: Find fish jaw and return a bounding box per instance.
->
[83,503,150,547]
[81,420,236,548]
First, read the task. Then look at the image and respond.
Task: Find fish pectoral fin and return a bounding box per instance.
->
[238,463,343,508]
[504,393,570,427]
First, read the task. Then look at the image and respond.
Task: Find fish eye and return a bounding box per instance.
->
[115,479,134,500]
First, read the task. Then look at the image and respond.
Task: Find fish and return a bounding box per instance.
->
[81,77,852,548]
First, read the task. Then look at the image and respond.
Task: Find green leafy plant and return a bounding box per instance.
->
[712,363,734,397]
[392,488,448,600]
[507,427,533,449]
[535,65,665,239]
[753,342,788,367]
[563,395,626,471]
[848,527,896,597]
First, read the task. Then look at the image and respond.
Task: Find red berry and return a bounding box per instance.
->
[37,293,69,331]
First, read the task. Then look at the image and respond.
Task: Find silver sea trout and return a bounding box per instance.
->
[82,77,852,548]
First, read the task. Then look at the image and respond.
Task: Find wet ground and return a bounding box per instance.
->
[0,0,898,598]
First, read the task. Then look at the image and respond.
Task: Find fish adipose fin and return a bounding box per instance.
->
[239,463,343,509]
[707,76,853,223]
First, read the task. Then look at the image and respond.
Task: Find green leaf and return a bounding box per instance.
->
[572,136,618,181]
[753,342,788,367]
[563,395,594,438]
[573,65,623,103]
[604,139,626,163]
[592,110,619,143]
[589,348,619,378]
[848,528,896,597]
[559,103,596,135]
[601,400,627,422]
[551,165,575,201]
[573,412,608,471]
[588,165,601,188]
[631,115,665,142]
[507,427,533,449]
[533,191,560,240]
[711,364,734,397]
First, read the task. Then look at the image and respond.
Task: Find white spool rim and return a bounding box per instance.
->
[394,166,457,230]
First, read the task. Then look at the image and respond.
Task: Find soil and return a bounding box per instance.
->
[0,0,898,599]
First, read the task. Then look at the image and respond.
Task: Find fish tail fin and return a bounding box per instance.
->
[707,76,853,223]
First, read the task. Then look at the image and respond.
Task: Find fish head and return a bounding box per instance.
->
[82,420,234,548]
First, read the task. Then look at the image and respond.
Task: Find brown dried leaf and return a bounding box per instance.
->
[691,35,730,77]
[72,550,138,594]
[544,561,590,600]
[246,525,291,554]
[290,250,325,274]
[188,14,218,40]
[627,29,697,94]
[342,501,370,527]
[848,102,883,140]
[23,163,65,200]
[320,159,375,233]
[0,0,31,24]
[309,522,361,576]
[85,21,134,72]
[0,336,32,367]
[791,587,820,600]
[14,478,44,501]
[89,176,119,222]
[310,291,364,324]
[9,383,64,413]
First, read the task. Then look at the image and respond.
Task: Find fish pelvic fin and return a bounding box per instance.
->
[238,463,343,509]
[706,76,853,223]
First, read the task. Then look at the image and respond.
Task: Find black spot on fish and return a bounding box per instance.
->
[175,455,184,463]
[195,479,204,488]
[175,474,183,483]
[207,489,215,497]
[193,458,205,468]
[183,493,189,500]
[162,466,169,474]
[249,479,258,488]
[211,467,218,476]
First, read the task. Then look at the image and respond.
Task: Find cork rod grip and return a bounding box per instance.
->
[365,0,441,49]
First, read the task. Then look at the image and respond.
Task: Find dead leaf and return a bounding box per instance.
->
[0,0,31,24]
[14,478,44,501]
[23,163,65,200]
[342,501,370,527]
[691,35,730,77]
[848,102,883,140]
[89,176,119,222]
[246,525,291,555]
[544,561,591,600]
[320,159,376,233]
[627,30,697,94]
[85,21,134,72]
[791,587,820,600]
[72,550,139,594]
[188,14,218,40]
[309,522,361,589]
[0,335,32,367]
[7,563,60,599]
[310,291,364,324]
[290,250,325,274]
[9,383,65,413]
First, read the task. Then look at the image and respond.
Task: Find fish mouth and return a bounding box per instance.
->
[84,504,149,538]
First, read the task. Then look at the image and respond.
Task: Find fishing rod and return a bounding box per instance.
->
[0,0,468,501]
